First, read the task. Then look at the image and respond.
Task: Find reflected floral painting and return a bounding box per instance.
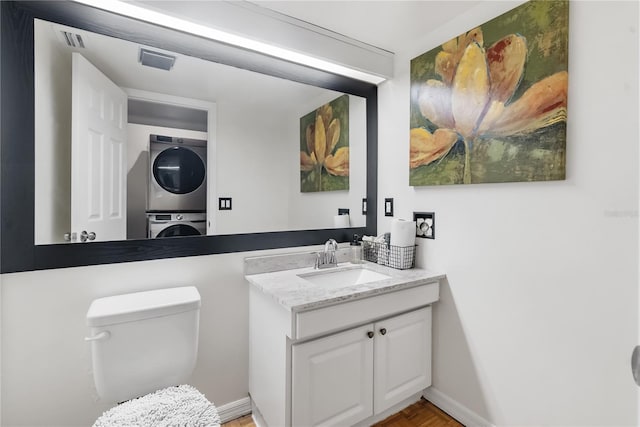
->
[410,0,568,185]
[300,95,349,192]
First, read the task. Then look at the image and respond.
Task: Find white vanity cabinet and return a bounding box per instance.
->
[247,266,441,427]
[292,307,431,427]
[292,323,374,427]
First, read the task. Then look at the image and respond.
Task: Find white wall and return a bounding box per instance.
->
[215,91,370,234]
[215,102,291,234]
[377,1,639,425]
[1,247,297,426]
[34,20,72,245]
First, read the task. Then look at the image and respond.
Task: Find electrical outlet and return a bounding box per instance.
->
[338,208,350,216]
[384,198,394,217]
[414,212,435,239]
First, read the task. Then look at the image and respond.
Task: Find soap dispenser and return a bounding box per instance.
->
[350,234,363,264]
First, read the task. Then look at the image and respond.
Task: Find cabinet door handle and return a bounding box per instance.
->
[367,331,374,339]
[379,328,387,335]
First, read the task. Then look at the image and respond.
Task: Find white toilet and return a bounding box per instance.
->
[86,286,220,426]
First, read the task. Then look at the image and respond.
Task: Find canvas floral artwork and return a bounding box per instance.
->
[410,0,568,185]
[300,95,349,192]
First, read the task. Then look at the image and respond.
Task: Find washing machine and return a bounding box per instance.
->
[147,212,207,238]
[148,134,207,212]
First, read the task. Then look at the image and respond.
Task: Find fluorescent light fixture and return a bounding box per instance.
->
[71,0,387,85]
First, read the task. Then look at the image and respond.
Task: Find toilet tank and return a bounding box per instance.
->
[86,286,201,403]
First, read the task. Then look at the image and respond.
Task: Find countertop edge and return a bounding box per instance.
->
[289,275,443,313]
[245,262,446,312]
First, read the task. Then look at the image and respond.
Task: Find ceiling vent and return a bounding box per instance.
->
[139,48,176,71]
[60,31,85,48]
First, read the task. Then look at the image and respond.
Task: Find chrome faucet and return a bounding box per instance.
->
[315,239,338,269]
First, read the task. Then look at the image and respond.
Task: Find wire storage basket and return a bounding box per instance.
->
[362,241,416,270]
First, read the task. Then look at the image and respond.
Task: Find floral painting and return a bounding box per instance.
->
[300,95,349,192]
[410,0,568,185]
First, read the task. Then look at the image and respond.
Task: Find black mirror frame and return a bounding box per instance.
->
[0,1,378,273]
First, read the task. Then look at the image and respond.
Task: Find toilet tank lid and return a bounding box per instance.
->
[86,286,201,327]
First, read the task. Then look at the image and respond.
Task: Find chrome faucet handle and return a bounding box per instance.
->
[324,238,338,252]
[315,239,339,269]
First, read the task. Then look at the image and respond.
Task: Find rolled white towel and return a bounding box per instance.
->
[374,234,386,243]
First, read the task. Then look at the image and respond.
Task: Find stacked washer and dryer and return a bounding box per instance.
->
[147,134,208,238]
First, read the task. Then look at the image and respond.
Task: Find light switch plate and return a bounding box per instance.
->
[362,198,367,215]
[384,198,394,217]
[219,197,232,210]
[414,212,435,239]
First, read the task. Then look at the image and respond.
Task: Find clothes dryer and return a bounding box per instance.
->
[148,134,207,212]
[147,212,206,238]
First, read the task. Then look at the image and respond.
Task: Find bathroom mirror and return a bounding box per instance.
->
[0,1,377,273]
[33,17,368,244]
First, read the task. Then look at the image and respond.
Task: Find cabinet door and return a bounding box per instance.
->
[292,324,374,427]
[374,306,432,414]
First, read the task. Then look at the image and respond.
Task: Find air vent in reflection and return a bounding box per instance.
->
[61,31,85,48]
[139,48,176,71]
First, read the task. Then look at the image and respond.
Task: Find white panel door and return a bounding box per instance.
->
[374,306,432,414]
[71,52,127,243]
[292,324,374,427]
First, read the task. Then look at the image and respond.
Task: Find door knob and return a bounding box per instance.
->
[367,331,374,339]
[379,328,387,335]
[632,345,640,386]
[80,231,96,242]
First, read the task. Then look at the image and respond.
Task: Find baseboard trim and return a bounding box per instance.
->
[423,387,495,427]
[216,396,252,424]
[217,389,492,426]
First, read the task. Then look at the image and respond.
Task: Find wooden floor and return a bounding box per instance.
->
[222,413,256,427]
[372,399,463,427]
[221,398,463,427]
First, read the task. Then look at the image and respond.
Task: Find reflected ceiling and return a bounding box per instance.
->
[40,19,337,113]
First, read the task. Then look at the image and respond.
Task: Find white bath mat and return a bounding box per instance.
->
[93,384,221,427]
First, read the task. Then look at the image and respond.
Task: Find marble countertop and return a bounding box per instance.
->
[245,261,445,312]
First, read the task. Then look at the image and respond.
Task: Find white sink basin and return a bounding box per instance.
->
[298,266,391,289]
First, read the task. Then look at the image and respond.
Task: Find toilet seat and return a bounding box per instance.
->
[93,384,220,427]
